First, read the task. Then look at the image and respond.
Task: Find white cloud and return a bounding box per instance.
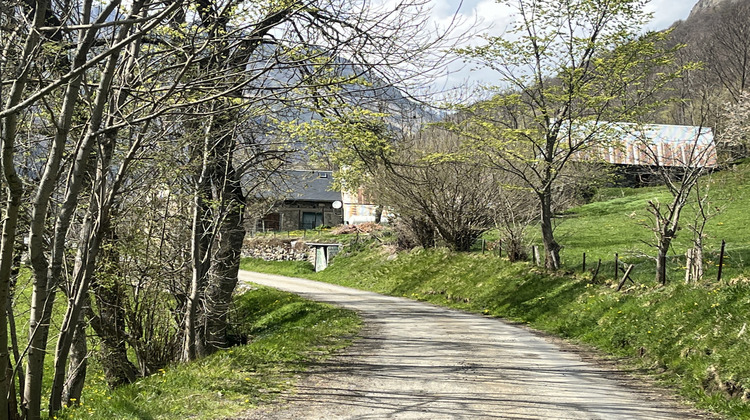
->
[428,0,698,91]
[643,0,695,30]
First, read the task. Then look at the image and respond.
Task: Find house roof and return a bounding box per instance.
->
[260,170,342,202]
[578,123,717,167]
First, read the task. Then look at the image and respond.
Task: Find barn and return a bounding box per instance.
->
[575,123,717,186]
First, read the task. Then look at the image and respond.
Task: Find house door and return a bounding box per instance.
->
[302,212,323,229]
[260,213,280,231]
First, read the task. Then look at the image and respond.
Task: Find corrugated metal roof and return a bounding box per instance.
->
[576,123,717,167]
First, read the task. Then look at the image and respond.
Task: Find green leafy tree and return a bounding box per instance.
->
[1,0,454,417]
[449,0,685,269]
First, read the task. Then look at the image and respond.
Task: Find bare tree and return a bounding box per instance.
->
[701,1,750,103]
[1,2,63,417]
[634,123,716,285]
[683,174,723,284]
[493,184,537,262]
[333,123,499,252]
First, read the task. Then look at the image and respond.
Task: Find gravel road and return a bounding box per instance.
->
[234,271,713,420]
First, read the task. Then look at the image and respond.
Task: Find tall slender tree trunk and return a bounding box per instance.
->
[48,24,129,409]
[0,4,47,416]
[62,305,88,405]
[55,17,146,407]
[48,210,102,412]
[539,188,560,270]
[204,164,245,352]
[24,3,120,414]
[184,191,212,361]
[0,182,22,420]
[183,120,215,362]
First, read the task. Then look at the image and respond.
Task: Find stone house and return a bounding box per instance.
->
[253,170,344,231]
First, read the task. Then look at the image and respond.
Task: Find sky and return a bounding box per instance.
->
[428,0,698,91]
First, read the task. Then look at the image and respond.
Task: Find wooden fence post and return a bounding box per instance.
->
[582,252,586,272]
[591,259,602,283]
[614,253,619,280]
[685,248,694,284]
[482,239,486,254]
[617,264,635,291]
[717,240,726,283]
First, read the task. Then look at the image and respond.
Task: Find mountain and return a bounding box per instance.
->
[689,0,740,18]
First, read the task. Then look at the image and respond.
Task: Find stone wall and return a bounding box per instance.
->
[242,237,310,261]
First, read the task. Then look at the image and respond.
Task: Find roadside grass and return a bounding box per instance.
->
[57,287,360,419]
[242,249,750,418]
[239,163,750,419]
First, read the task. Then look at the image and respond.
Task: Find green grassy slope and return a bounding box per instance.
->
[555,164,750,284]
[241,162,750,419]
[59,287,360,419]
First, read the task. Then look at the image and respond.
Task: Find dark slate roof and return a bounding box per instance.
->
[261,170,342,202]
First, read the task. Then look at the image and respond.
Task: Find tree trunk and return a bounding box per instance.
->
[48,209,102,412]
[203,166,245,352]
[655,238,670,285]
[52,14,146,407]
[0,190,22,420]
[184,197,212,360]
[693,245,704,281]
[374,206,383,223]
[62,307,88,406]
[183,125,214,361]
[1,4,47,417]
[49,64,122,412]
[684,248,694,284]
[89,279,139,388]
[540,191,561,270]
[24,5,121,412]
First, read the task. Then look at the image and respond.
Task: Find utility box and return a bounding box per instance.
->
[307,243,341,272]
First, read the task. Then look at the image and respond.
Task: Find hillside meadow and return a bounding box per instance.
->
[241,162,750,419]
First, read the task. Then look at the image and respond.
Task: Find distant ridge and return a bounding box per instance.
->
[689,0,739,18]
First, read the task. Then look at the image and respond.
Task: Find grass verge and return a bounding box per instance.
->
[58,286,360,419]
[241,247,750,419]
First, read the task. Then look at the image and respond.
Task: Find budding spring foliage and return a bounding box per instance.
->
[720,92,750,150]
